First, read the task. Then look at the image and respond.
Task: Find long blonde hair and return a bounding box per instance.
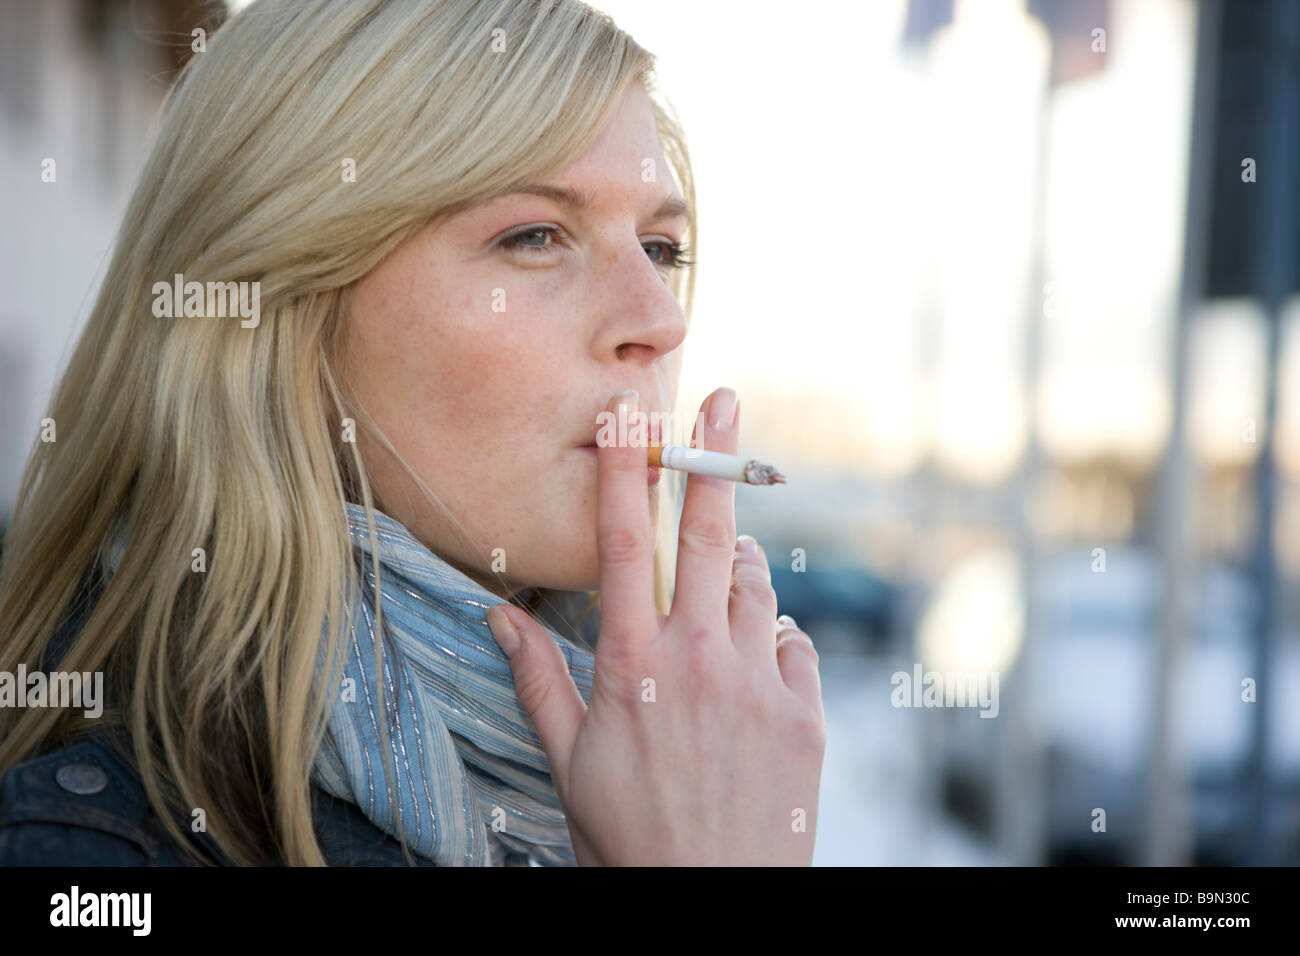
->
[0,0,696,866]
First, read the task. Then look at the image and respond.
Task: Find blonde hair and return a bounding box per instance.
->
[0,0,696,866]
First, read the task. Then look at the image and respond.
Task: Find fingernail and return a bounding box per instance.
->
[486,605,520,656]
[736,534,758,552]
[777,614,797,629]
[709,388,737,430]
[610,389,639,417]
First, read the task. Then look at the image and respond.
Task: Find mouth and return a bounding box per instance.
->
[577,418,663,485]
[576,445,662,486]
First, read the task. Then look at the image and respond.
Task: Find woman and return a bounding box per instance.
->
[0,0,824,866]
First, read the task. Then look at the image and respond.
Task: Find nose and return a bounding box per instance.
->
[589,239,689,365]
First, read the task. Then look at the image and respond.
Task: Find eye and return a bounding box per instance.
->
[499,226,695,271]
[643,240,695,271]
[498,225,567,255]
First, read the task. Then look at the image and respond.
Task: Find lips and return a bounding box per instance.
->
[576,406,663,486]
[576,444,662,485]
[578,413,664,449]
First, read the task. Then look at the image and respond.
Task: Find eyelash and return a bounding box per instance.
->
[499,226,695,270]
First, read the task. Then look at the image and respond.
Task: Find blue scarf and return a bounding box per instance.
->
[310,504,597,866]
[105,505,597,866]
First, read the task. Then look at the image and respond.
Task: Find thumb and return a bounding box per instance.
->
[486,603,585,786]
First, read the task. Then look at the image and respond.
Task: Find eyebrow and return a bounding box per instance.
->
[506,183,692,226]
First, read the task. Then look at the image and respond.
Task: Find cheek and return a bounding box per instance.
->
[350,258,592,569]
[425,313,562,438]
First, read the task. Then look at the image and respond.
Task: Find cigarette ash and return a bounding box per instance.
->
[744,460,787,485]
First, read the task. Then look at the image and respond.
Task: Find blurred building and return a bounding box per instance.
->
[0,0,225,521]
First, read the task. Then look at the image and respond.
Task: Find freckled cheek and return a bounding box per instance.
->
[444,285,574,407]
[420,344,550,480]
[413,279,576,470]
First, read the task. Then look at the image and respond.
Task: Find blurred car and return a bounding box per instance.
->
[932,545,1300,864]
[769,560,898,654]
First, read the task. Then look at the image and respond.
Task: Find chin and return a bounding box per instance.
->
[542,567,601,593]
[527,555,600,593]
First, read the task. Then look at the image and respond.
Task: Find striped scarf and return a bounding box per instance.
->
[310,503,596,866]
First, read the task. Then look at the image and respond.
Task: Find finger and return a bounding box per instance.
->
[775,619,822,709]
[669,387,739,630]
[487,604,586,788]
[727,535,780,662]
[595,389,658,661]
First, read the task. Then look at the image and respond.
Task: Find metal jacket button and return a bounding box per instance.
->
[55,763,108,795]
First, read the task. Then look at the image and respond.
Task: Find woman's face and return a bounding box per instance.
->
[345,82,689,598]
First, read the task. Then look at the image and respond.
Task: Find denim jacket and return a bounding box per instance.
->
[0,727,445,866]
[0,572,532,866]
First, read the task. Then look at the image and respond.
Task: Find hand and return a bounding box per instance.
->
[486,386,825,865]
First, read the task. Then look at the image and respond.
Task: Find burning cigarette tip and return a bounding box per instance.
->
[744,460,787,486]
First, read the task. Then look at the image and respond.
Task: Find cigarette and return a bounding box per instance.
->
[646,442,787,485]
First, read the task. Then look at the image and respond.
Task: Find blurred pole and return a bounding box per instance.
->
[1143,0,1221,868]
[1244,0,1298,868]
[996,19,1052,868]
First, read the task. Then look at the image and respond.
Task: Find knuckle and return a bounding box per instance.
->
[678,517,733,558]
[598,636,644,675]
[513,669,555,715]
[599,524,650,563]
[729,575,778,612]
[778,629,819,663]
[686,624,715,644]
[777,626,813,649]
[793,710,827,751]
[731,546,772,577]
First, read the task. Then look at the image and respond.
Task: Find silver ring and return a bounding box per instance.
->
[775,614,800,648]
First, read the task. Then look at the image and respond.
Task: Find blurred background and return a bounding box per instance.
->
[1,0,1296,865]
